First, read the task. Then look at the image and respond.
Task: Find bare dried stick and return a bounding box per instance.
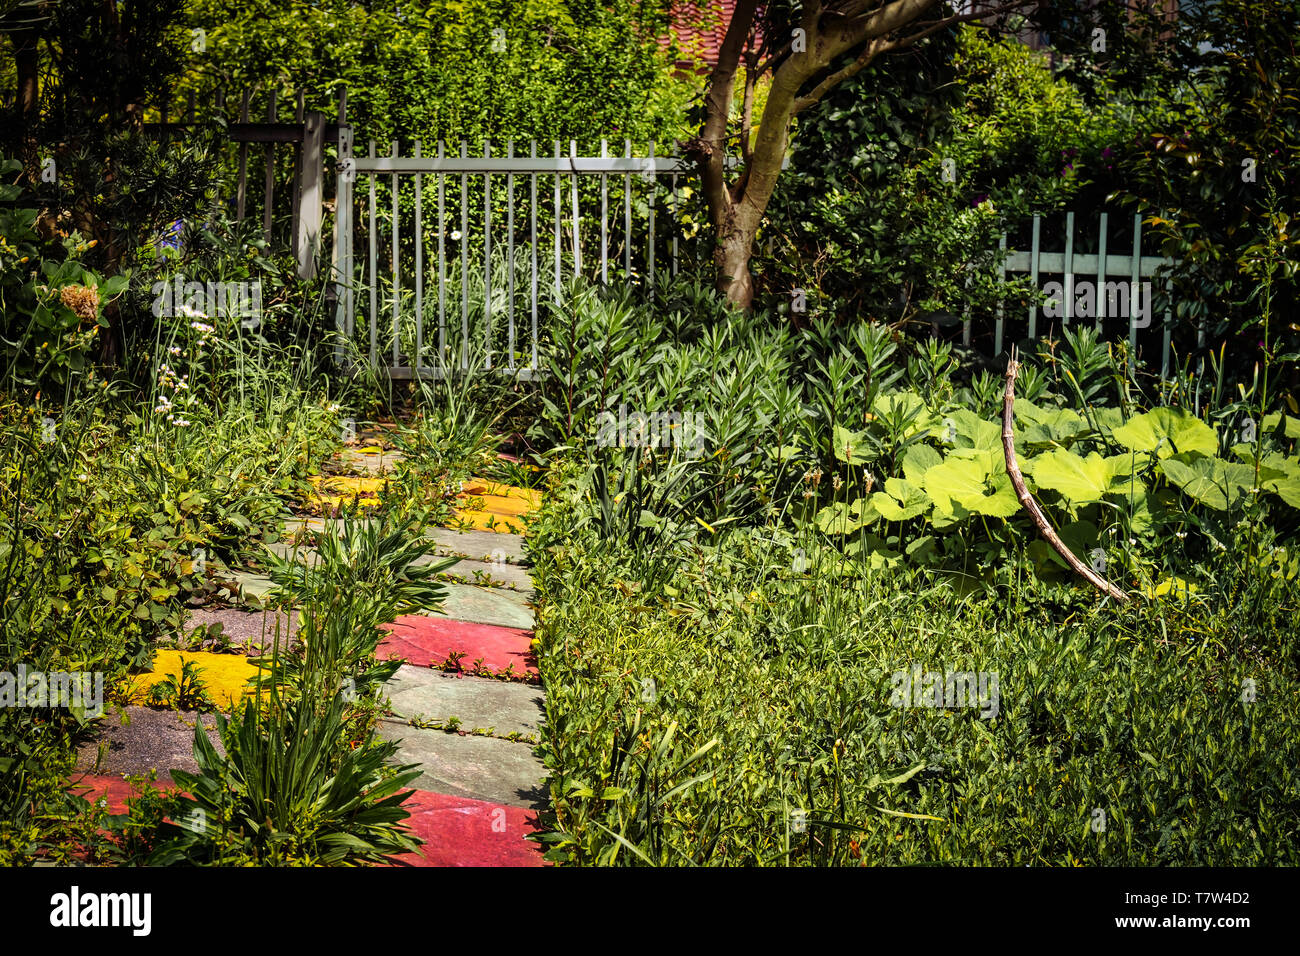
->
[1002,349,1131,604]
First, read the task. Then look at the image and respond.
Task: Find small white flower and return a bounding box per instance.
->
[450,230,462,240]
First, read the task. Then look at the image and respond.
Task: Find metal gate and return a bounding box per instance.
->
[332,131,695,379]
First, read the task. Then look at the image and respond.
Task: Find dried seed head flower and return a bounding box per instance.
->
[59,284,100,322]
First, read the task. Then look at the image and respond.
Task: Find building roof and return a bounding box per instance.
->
[661,0,754,67]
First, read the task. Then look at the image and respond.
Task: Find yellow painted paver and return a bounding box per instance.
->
[306,474,388,513]
[123,650,262,710]
[452,477,540,534]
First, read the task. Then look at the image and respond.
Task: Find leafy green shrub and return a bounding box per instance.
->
[761,26,1123,326]
[529,487,1300,865]
[0,159,126,388]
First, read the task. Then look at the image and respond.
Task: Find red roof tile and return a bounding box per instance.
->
[661,0,759,67]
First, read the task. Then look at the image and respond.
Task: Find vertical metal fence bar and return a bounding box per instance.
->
[570,140,581,277]
[1063,211,1075,325]
[1164,277,1176,378]
[291,90,304,264]
[344,144,354,346]
[1095,212,1108,332]
[263,89,277,245]
[962,267,972,346]
[391,139,400,366]
[994,233,1006,355]
[600,139,609,284]
[623,139,632,276]
[437,140,446,371]
[670,146,678,277]
[553,141,562,298]
[236,91,250,222]
[1129,213,1141,366]
[332,121,352,369]
[484,139,493,370]
[1028,215,1041,340]
[530,139,539,370]
[460,141,469,370]
[368,140,378,369]
[507,139,516,369]
[414,139,424,372]
[647,140,655,289]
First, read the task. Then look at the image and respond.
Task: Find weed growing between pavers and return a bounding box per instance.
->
[142,512,456,865]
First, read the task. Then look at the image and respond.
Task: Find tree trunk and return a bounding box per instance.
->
[715,226,756,308]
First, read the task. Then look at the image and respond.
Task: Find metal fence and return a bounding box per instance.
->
[964,210,1181,375]
[334,136,700,379]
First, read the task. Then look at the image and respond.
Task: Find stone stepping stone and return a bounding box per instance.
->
[385,789,545,867]
[74,706,222,777]
[280,518,528,566]
[261,542,533,594]
[306,474,387,513]
[452,477,540,534]
[380,616,538,679]
[461,478,542,507]
[437,556,533,593]
[334,446,405,476]
[377,724,547,808]
[218,569,279,608]
[180,607,299,656]
[68,773,180,814]
[424,527,528,565]
[122,649,263,710]
[440,581,533,630]
[382,666,543,738]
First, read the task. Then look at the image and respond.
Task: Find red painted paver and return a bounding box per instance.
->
[380,615,539,680]
[386,789,547,867]
[68,773,181,813]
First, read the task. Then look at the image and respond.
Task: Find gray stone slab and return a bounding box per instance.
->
[75,706,223,778]
[376,724,547,808]
[334,449,405,475]
[179,607,299,656]
[221,570,278,608]
[262,543,533,594]
[424,527,529,565]
[382,665,544,738]
[277,519,528,566]
[441,581,534,629]
[440,557,534,593]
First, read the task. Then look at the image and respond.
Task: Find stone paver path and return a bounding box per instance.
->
[67,432,549,867]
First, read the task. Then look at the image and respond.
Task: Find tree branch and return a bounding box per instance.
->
[1002,350,1132,604]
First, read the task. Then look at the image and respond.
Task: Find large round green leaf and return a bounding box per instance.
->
[1112,408,1218,459]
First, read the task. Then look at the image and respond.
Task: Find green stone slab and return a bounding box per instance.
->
[440,582,534,630]
[376,723,548,808]
[382,665,544,739]
[438,557,534,593]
